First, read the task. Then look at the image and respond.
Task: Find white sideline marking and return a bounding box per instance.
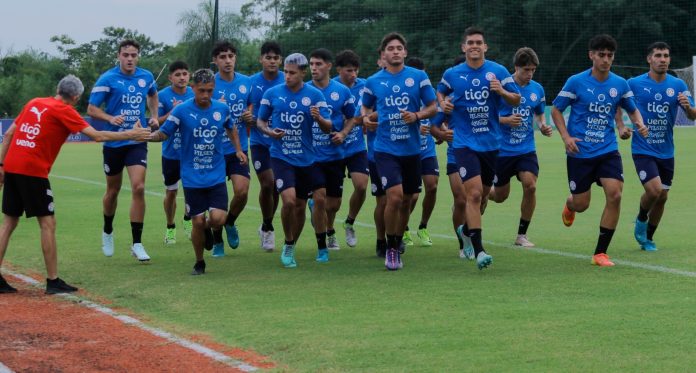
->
[0,269,259,372]
[51,173,696,279]
[0,362,14,373]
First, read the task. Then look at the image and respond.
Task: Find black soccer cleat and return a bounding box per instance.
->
[191,260,206,276]
[0,275,18,294]
[45,277,78,295]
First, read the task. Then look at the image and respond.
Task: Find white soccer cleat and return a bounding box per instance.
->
[327,235,340,251]
[102,232,114,257]
[130,243,151,262]
[344,223,357,247]
[258,225,275,252]
[514,234,535,248]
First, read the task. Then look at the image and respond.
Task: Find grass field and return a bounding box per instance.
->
[3,129,696,371]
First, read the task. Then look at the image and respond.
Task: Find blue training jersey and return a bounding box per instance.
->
[333,76,367,156]
[89,66,157,148]
[430,107,455,165]
[419,106,437,160]
[215,72,252,154]
[437,60,519,152]
[362,66,437,156]
[307,80,356,162]
[553,69,637,158]
[249,71,286,148]
[629,73,694,159]
[160,100,232,188]
[158,86,194,160]
[258,84,330,167]
[498,80,546,156]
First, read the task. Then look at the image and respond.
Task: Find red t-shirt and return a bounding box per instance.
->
[4,97,89,178]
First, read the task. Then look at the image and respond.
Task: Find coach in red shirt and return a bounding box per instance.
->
[0,75,150,294]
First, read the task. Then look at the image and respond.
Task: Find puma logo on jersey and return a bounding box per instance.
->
[459,75,469,81]
[117,80,125,85]
[586,88,595,95]
[643,87,652,94]
[189,113,199,120]
[278,96,287,103]
[380,81,390,87]
[30,107,48,122]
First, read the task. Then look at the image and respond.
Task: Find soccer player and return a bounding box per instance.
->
[437,27,521,269]
[87,39,159,262]
[621,42,696,251]
[157,61,194,245]
[552,34,648,266]
[0,75,150,294]
[307,48,356,251]
[256,53,332,268]
[211,40,253,257]
[489,47,553,247]
[147,69,234,275]
[334,50,369,248]
[248,41,285,252]
[361,33,437,270]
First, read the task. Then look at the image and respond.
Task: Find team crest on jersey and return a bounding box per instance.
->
[330,92,340,101]
[213,112,222,121]
[472,79,481,87]
[530,93,538,102]
[201,118,209,126]
[289,101,298,109]
[405,78,415,87]
[138,79,147,88]
[128,85,136,93]
[609,88,618,98]
[666,88,675,97]
[655,93,663,101]
[302,97,311,106]
[239,85,247,94]
[485,72,496,81]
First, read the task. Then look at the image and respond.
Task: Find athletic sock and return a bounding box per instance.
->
[104,215,115,234]
[167,224,175,229]
[647,223,658,241]
[316,232,327,250]
[284,239,294,246]
[518,218,530,235]
[262,218,274,232]
[226,213,238,226]
[327,228,336,237]
[462,224,470,236]
[455,227,464,250]
[418,222,427,230]
[468,228,484,256]
[212,228,223,244]
[345,216,355,225]
[405,225,410,232]
[131,222,143,244]
[183,214,191,221]
[594,226,615,255]
[638,205,649,222]
[387,234,398,250]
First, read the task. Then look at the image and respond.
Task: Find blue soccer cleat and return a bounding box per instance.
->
[281,244,297,268]
[476,251,493,270]
[212,242,225,258]
[634,218,648,246]
[316,248,329,263]
[456,225,474,260]
[641,240,658,252]
[225,224,240,249]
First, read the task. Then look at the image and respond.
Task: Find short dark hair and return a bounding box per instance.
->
[513,47,540,67]
[335,50,361,68]
[309,48,333,63]
[192,69,215,84]
[380,32,407,52]
[169,60,189,73]
[118,39,140,53]
[405,57,425,70]
[453,54,467,66]
[261,41,282,56]
[462,26,485,43]
[588,34,617,52]
[647,41,671,56]
[212,40,237,58]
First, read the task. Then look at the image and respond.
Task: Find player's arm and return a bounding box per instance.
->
[430,121,453,143]
[0,123,17,188]
[490,78,521,106]
[256,118,284,139]
[227,127,248,165]
[678,93,696,120]
[551,107,580,154]
[614,108,632,140]
[499,114,522,127]
[82,120,151,142]
[146,91,160,129]
[87,104,125,127]
[436,92,454,114]
[332,117,355,145]
[626,108,648,138]
[534,113,553,137]
[311,106,332,133]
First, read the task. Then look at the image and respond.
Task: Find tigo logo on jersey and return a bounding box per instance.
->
[385,93,410,108]
[281,112,305,128]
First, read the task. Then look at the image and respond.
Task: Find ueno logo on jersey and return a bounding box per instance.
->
[464,86,490,106]
[281,111,305,128]
[589,102,612,114]
[648,102,670,119]
[122,93,143,109]
[384,93,410,108]
[193,127,218,143]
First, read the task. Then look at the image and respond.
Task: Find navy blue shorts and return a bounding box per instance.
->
[183,182,228,217]
[494,151,539,187]
[161,156,180,189]
[344,150,369,175]
[225,152,251,179]
[453,147,498,186]
[2,173,54,218]
[632,154,674,189]
[103,143,148,176]
[317,159,345,198]
[271,158,325,200]
[374,152,422,195]
[446,163,458,176]
[421,156,440,177]
[566,151,623,194]
[369,160,386,197]
[250,145,272,174]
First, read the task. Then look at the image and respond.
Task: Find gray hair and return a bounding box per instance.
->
[192,68,215,84]
[284,53,308,69]
[57,75,84,99]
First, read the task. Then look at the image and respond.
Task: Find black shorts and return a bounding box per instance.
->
[103,143,148,176]
[183,182,229,217]
[270,158,325,200]
[421,156,440,177]
[2,173,54,218]
[453,147,498,186]
[566,151,623,194]
[368,160,386,197]
[250,145,272,174]
[632,154,674,189]
[344,150,369,175]
[161,156,181,189]
[374,152,422,195]
[493,151,539,187]
[225,152,251,179]
[316,159,346,198]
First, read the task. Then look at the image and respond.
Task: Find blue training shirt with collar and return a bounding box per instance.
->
[307,79,356,163]
[249,71,285,148]
[214,72,252,154]
[158,86,194,160]
[498,79,546,157]
[553,69,637,158]
[89,66,158,148]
